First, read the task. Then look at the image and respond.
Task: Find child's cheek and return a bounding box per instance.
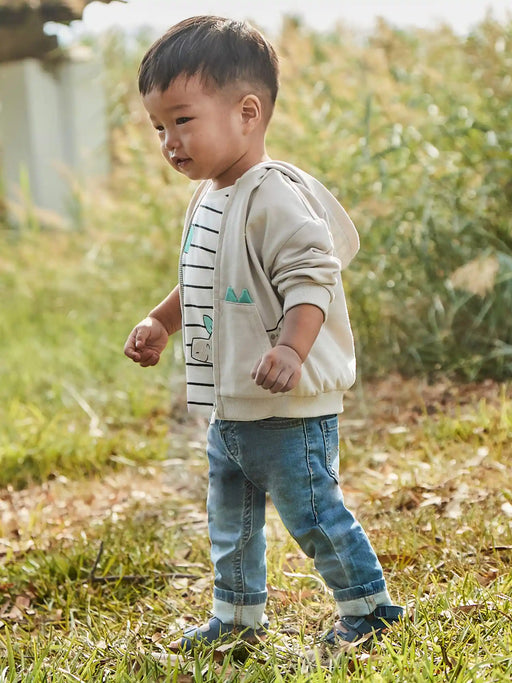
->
[161,146,173,165]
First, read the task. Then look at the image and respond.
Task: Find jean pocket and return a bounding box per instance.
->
[254,416,304,430]
[321,415,340,483]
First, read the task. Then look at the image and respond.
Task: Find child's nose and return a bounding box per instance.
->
[163,131,178,152]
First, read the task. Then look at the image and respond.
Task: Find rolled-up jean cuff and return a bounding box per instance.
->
[213,597,268,629]
[332,579,386,603]
[336,588,392,617]
[213,587,267,605]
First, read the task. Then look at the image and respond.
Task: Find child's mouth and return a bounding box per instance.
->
[173,156,191,168]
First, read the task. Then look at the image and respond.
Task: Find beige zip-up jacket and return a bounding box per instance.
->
[179,161,360,420]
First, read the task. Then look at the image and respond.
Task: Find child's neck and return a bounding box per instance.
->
[211,152,271,190]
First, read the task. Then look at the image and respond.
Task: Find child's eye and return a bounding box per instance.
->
[176,117,192,125]
[155,125,164,133]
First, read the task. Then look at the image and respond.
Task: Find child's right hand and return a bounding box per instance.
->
[124,316,169,367]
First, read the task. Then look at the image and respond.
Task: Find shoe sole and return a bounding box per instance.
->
[169,632,266,653]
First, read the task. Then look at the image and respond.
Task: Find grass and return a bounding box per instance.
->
[0,219,184,489]
[1,12,512,682]
[0,378,511,680]
[270,16,512,380]
[5,18,512,380]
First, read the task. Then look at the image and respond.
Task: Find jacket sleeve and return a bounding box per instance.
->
[248,172,341,320]
[270,217,340,319]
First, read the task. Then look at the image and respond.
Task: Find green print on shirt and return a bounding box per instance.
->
[225,287,253,303]
[183,224,195,254]
[191,315,213,364]
[203,315,213,335]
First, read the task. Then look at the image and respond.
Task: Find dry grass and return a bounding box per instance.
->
[1,378,511,680]
[1,13,511,681]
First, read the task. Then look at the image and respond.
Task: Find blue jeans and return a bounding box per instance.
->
[207,415,391,628]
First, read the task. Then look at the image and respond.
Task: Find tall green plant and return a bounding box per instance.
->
[267,17,512,379]
[76,18,512,381]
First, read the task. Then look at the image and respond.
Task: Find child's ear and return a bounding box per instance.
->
[240,94,262,129]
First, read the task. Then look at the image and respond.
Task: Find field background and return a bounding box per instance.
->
[0,15,511,681]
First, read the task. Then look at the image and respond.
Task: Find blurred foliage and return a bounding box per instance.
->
[2,15,512,392]
[94,16,512,380]
[1,20,511,676]
[270,16,512,380]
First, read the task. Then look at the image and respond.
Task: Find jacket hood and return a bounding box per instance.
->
[244,160,360,270]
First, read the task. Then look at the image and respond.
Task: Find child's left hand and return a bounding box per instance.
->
[251,345,302,393]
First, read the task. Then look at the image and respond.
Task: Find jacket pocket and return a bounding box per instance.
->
[218,300,272,398]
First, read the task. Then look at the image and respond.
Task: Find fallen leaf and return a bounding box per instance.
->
[450,255,499,297]
[452,603,486,614]
[477,567,499,586]
[378,553,418,567]
[418,494,444,508]
[4,605,24,621]
[481,545,512,556]
[15,594,32,610]
[387,426,409,435]
[500,502,512,517]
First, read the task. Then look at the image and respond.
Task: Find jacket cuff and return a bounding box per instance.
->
[283,284,332,320]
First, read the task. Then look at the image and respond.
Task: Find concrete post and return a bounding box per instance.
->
[0,51,109,217]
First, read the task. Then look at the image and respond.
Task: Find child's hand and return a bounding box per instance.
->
[124,316,169,367]
[251,345,302,393]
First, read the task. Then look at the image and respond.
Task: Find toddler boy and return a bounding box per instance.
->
[124,15,403,651]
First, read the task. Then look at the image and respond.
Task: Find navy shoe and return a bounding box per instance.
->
[323,605,404,647]
[170,617,267,652]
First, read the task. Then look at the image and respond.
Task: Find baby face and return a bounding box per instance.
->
[143,74,255,189]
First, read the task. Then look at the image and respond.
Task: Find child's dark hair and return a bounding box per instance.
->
[138,15,279,107]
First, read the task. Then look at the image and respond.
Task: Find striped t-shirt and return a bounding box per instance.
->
[182,186,231,416]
